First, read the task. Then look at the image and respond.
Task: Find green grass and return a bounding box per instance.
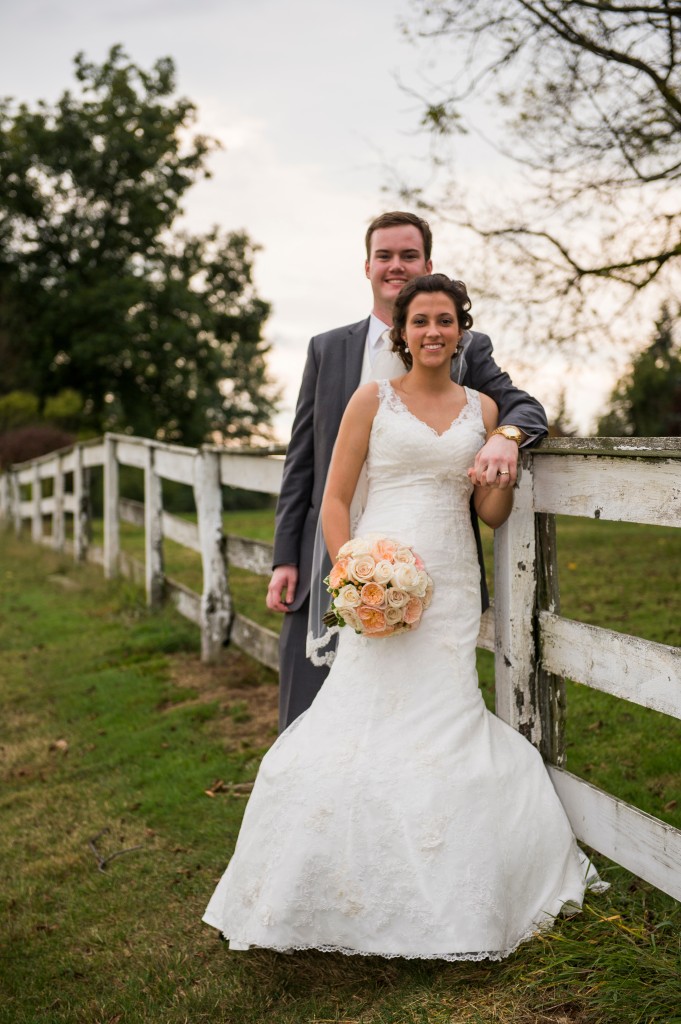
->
[1,521,680,1024]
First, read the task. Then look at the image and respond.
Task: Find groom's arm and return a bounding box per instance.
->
[464,331,548,444]
[272,337,319,570]
[464,331,547,488]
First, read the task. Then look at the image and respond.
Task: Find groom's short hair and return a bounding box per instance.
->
[365,212,433,262]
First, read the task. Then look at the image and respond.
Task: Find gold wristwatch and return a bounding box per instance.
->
[490,425,523,445]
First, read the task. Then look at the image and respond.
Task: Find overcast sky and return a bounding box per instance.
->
[0,0,617,435]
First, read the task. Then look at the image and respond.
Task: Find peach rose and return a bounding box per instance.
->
[403,596,423,625]
[372,559,393,584]
[386,587,409,608]
[413,553,425,571]
[372,538,398,561]
[360,582,386,607]
[357,605,387,633]
[334,583,362,609]
[327,556,350,589]
[392,562,420,591]
[349,554,376,583]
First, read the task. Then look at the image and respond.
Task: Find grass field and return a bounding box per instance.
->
[1,518,680,1024]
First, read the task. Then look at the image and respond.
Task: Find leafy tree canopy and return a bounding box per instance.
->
[0,46,278,445]
[401,1,681,348]
[598,305,681,437]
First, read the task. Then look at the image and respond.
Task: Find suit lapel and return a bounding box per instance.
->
[342,317,370,408]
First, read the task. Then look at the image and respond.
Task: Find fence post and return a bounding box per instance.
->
[493,458,542,747]
[103,435,120,579]
[194,449,232,662]
[53,454,65,551]
[535,512,566,766]
[11,472,21,536]
[72,445,90,563]
[144,443,164,607]
[32,464,42,544]
[0,474,9,524]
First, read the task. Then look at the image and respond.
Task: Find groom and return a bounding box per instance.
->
[267,211,548,730]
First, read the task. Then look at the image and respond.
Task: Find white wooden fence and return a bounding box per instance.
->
[1,433,680,902]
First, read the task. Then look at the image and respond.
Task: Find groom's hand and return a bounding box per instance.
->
[469,435,519,489]
[267,564,299,612]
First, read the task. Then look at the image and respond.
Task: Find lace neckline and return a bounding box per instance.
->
[380,380,477,439]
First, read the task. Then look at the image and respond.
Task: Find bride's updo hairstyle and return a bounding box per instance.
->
[390,274,473,370]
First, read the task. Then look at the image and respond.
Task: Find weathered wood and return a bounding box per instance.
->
[82,442,105,468]
[163,511,200,552]
[144,446,165,608]
[167,580,202,625]
[535,436,681,458]
[119,497,145,527]
[31,465,42,543]
[116,438,148,469]
[0,474,10,522]
[154,447,195,486]
[226,534,274,576]
[52,455,65,551]
[535,514,566,766]
[72,445,90,563]
[194,450,232,662]
[103,436,120,579]
[549,767,681,902]
[218,451,284,494]
[533,455,681,527]
[540,611,681,719]
[493,462,540,745]
[231,613,280,673]
[11,473,22,535]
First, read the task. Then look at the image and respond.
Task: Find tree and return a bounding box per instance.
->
[0,46,277,444]
[401,1,681,347]
[598,305,681,436]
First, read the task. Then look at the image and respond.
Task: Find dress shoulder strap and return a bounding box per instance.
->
[463,386,481,415]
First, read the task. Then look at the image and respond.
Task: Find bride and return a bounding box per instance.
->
[203,273,604,961]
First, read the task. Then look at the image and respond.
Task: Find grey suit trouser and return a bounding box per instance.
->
[278,598,330,732]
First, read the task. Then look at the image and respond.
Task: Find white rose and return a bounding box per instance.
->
[393,547,416,564]
[411,570,430,598]
[386,587,409,608]
[334,584,361,609]
[349,554,376,583]
[392,562,420,591]
[350,537,374,556]
[384,606,404,626]
[341,608,363,631]
[372,559,393,584]
[422,582,434,609]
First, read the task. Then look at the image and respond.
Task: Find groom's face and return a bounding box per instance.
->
[365,225,432,322]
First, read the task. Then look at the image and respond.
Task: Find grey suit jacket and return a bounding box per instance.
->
[273,317,548,611]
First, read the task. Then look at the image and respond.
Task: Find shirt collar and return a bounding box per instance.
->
[367,313,391,352]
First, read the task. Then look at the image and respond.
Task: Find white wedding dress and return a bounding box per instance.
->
[203,382,604,960]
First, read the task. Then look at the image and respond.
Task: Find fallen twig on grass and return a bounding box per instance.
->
[204,779,254,798]
[88,827,144,872]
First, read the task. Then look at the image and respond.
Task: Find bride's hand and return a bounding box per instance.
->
[469,435,519,489]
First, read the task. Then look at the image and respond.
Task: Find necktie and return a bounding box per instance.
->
[373,329,404,380]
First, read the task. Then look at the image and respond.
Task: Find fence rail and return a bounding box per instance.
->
[1,432,680,901]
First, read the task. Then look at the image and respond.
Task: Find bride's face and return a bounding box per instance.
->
[403,292,462,367]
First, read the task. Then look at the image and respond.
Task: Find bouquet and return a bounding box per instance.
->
[323,535,433,638]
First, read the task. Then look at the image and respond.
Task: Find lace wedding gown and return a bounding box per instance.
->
[203,382,604,960]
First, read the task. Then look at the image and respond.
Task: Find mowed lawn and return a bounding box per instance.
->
[0,514,680,1024]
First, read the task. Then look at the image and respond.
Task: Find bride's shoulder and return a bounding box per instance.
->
[348,381,381,415]
[471,390,500,431]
